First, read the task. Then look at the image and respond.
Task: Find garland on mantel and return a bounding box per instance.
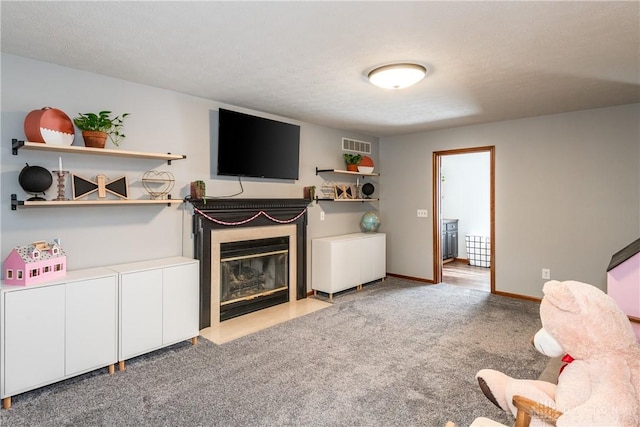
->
[193,206,307,227]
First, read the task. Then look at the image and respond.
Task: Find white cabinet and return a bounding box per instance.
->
[119,269,164,360]
[0,257,198,409]
[360,235,386,283]
[312,233,385,299]
[3,285,65,396]
[65,276,118,376]
[162,264,199,344]
[110,257,199,367]
[1,269,118,409]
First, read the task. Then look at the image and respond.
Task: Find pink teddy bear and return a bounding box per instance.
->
[476,280,640,426]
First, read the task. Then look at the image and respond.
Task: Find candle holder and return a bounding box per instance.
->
[52,170,69,201]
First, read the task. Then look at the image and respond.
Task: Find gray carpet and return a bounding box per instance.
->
[1,277,549,426]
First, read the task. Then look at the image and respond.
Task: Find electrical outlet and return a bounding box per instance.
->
[417,209,428,218]
[542,268,550,280]
[320,211,325,221]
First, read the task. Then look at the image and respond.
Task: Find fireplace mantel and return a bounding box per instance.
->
[189,198,310,328]
[188,198,311,212]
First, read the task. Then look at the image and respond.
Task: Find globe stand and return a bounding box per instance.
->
[53,170,69,201]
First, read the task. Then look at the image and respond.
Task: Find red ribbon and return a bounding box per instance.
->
[559,354,575,375]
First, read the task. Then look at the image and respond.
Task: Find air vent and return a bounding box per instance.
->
[342,138,371,155]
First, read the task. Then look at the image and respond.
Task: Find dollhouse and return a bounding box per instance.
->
[607,237,640,342]
[3,239,66,286]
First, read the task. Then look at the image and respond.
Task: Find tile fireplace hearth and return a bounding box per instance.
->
[189,198,309,329]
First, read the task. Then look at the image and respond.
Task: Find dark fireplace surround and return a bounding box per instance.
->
[190,198,309,329]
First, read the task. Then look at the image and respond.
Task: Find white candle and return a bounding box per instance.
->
[59,156,63,172]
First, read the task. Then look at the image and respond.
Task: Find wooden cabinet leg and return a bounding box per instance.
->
[191,336,198,345]
[118,360,125,371]
[2,397,11,410]
[108,364,115,375]
[329,293,333,301]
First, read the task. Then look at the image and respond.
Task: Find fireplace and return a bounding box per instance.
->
[190,198,309,328]
[220,236,289,320]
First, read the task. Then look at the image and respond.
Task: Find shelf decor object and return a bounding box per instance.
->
[3,239,66,286]
[141,170,175,200]
[320,182,336,199]
[73,111,130,148]
[357,155,375,174]
[53,171,69,201]
[361,182,375,198]
[18,163,53,201]
[72,174,128,200]
[190,180,206,199]
[343,153,362,172]
[303,186,315,200]
[335,185,353,199]
[24,107,75,146]
[360,211,381,233]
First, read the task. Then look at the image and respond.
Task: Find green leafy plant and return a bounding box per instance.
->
[304,185,316,200]
[343,153,362,165]
[191,180,207,204]
[73,111,130,146]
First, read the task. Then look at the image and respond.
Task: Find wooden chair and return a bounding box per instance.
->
[445,395,562,427]
[512,395,562,427]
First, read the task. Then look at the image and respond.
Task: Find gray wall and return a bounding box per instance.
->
[3,53,638,299]
[380,104,640,297]
[1,54,378,291]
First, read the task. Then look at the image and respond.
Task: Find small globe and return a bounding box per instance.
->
[360,211,380,233]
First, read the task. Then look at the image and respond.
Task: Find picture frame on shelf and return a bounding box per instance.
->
[321,182,336,199]
[335,185,354,199]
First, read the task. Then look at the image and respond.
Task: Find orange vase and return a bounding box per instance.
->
[346,164,359,172]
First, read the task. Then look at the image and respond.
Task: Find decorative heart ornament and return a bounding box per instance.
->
[141,170,175,200]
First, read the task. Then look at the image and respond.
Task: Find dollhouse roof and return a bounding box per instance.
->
[607,237,640,272]
[14,243,65,264]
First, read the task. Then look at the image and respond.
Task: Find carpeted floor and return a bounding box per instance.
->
[0,277,549,426]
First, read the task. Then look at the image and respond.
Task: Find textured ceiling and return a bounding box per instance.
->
[1,1,639,137]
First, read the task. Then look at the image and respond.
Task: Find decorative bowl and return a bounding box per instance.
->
[358,166,374,174]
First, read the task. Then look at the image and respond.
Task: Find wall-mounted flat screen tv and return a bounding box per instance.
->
[217,108,300,180]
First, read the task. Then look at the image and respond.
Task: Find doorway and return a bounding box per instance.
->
[432,146,495,292]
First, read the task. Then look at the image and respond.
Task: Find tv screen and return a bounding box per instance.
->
[217,108,300,180]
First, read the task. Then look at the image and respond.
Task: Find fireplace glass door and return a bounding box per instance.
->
[219,237,289,320]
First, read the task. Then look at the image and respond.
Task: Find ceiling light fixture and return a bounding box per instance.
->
[368,63,427,90]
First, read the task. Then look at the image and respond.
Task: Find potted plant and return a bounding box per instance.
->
[343,153,362,172]
[304,185,316,200]
[73,111,130,148]
[190,180,206,199]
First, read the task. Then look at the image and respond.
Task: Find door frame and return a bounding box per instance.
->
[432,146,495,291]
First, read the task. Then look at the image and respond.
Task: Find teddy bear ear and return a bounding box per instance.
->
[542,280,581,313]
